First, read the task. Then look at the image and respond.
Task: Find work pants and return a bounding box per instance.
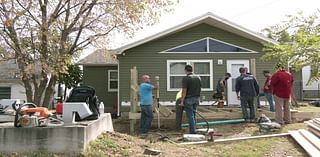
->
[184,96,200,134]
[240,95,256,120]
[274,95,291,124]
[140,105,153,134]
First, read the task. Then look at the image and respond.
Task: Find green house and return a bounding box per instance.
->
[79,13,303,116]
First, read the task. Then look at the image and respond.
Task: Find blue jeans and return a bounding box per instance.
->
[240,95,256,120]
[184,97,200,134]
[257,92,275,112]
[140,105,153,134]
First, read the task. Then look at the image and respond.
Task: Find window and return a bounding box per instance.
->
[164,37,251,53]
[0,87,11,99]
[167,39,208,52]
[108,70,118,92]
[167,60,213,91]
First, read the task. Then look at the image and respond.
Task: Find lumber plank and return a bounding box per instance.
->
[299,129,320,151]
[308,127,320,138]
[213,133,290,143]
[289,130,320,157]
[305,121,320,132]
[313,118,320,125]
[179,140,208,145]
[312,119,320,126]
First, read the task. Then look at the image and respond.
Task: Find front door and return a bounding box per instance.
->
[226,60,250,105]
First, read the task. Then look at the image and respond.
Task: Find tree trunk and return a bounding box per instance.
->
[22,76,33,103]
[42,75,57,108]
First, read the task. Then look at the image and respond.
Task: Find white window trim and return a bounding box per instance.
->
[159,37,258,53]
[167,60,213,91]
[108,70,118,92]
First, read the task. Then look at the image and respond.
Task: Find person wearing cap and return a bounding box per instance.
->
[180,65,201,134]
[139,75,158,135]
[271,64,293,125]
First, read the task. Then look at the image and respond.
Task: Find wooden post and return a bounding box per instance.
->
[155,76,160,129]
[130,66,139,134]
[250,58,256,76]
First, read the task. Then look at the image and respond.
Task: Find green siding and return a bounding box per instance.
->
[83,66,117,112]
[118,23,281,108]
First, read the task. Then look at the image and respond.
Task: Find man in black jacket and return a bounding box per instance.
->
[235,67,259,122]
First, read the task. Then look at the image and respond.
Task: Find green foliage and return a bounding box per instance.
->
[58,64,83,89]
[262,11,320,84]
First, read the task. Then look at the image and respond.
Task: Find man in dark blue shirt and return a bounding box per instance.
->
[180,65,201,134]
[236,67,259,122]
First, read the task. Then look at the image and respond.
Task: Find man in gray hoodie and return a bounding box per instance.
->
[235,67,259,122]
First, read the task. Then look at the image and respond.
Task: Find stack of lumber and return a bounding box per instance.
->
[288,118,320,157]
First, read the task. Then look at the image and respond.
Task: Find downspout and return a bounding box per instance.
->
[117,62,120,117]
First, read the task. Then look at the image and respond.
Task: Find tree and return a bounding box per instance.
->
[0,0,176,106]
[58,64,83,100]
[262,11,320,84]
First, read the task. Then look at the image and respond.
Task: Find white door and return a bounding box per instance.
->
[226,60,250,105]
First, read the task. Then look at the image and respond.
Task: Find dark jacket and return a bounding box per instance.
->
[235,74,259,97]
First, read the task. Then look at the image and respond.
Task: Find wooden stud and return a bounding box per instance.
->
[214,133,290,143]
[289,130,320,157]
[299,129,320,151]
[130,66,139,134]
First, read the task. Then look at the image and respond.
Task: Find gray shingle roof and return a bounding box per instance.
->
[0,59,20,80]
[77,49,118,65]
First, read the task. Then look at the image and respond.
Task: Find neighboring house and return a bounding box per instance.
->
[77,49,118,113]
[80,12,304,115]
[0,59,26,100]
[302,66,320,99]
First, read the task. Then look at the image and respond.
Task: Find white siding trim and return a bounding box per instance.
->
[108,70,118,92]
[166,60,213,92]
[159,37,258,54]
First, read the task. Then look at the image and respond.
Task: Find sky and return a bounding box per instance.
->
[81,0,319,57]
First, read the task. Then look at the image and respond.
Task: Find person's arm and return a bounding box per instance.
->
[219,80,225,92]
[235,77,240,100]
[180,88,187,106]
[254,78,260,96]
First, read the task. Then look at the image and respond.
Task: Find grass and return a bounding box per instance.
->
[295,104,320,112]
[84,134,130,157]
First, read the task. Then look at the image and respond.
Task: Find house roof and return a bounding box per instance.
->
[0,59,20,81]
[116,12,277,53]
[77,49,118,66]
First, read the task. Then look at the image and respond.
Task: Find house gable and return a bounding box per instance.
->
[162,37,253,53]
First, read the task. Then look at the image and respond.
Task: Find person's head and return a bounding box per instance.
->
[263,70,271,77]
[184,65,193,73]
[142,75,150,83]
[224,73,231,80]
[239,67,246,74]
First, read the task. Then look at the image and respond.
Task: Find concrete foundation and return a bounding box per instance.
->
[0,113,113,154]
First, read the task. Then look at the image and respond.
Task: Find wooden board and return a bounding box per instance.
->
[289,130,320,157]
[299,129,320,151]
[214,133,290,143]
[305,121,320,132]
[308,127,320,138]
